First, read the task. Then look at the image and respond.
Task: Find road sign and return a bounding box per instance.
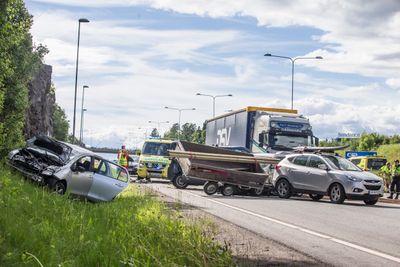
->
[345,151,377,159]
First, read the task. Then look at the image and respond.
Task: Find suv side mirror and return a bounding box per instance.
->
[317,163,329,171]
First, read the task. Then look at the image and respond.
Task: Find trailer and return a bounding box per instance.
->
[168,141,280,196]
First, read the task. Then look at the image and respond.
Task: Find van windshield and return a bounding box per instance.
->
[323,155,361,171]
[368,158,387,170]
[142,142,174,156]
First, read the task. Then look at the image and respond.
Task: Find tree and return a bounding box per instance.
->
[181,123,196,142]
[150,128,160,138]
[164,123,179,140]
[52,104,69,141]
[0,0,47,156]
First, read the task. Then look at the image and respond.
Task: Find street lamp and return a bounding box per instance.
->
[196,93,232,117]
[164,107,196,140]
[79,85,89,144]
[72,18,90,143]
[80,108,87,145]
[264,53,322,110]
[148,120,170,136]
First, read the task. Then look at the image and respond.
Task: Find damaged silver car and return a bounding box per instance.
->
[7,135,129,202]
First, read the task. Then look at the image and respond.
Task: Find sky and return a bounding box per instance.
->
[25,0,400,148]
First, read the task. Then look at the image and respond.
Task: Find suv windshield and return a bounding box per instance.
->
[142,142,174,156]
[323,155,361,171]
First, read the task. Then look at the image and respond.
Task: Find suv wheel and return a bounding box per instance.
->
[364,198,379,205]
[309,194,324,201]
[172,175,188,189]
[204,182,218,195]
[329,183,345,204]
[276,179,292,199]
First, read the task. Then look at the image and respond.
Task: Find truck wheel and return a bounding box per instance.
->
[172,175,189,189]
[329,183,345,204]
[221,185,235,196]
[364,198,379,205]
[309,194,324,201]
[276,179,292,199]
[204,182,218,195]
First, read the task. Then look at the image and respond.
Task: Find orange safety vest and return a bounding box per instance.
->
[118,149,128,167]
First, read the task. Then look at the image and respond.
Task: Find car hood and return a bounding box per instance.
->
[332,170,382,181]
[27,135,72,164]
[139,155,170,165]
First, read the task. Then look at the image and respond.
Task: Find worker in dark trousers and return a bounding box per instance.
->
[388,160,400,199]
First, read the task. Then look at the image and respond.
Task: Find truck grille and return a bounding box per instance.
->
[364,184,381,190]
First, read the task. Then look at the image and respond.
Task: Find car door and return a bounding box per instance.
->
[306,156,331,192]
[69,156,94,197]
[288,155,310,189]
[88,158,129,202]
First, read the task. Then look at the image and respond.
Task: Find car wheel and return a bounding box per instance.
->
[276,179,292,199]
[54,181,66,195]
[172,175,189,189]
[221,185,235,196]
[251,187,264,196]
[204,181,219,195]
[309,194,324,201]
[364,199,379,205]
[329,183,345,204]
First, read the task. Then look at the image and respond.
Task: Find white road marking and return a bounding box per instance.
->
[182,190,400,264]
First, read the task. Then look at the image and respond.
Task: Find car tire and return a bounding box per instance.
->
[204,181,219,195]
[309,194,324,201]
[54,180,66,195]
[329,183,345,204]
[251,187,264,196]
[276,179,292,199]
[172,175,189,189]
[221,185,235,196]
[364,198,379,205]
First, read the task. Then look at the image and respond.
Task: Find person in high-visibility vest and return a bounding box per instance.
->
[117,145,129,169]
[388,160,400,199]
[379,162,391,192]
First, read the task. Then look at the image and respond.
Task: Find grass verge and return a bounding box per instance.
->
[0,166,232,266]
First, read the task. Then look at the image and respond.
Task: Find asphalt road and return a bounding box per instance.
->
[141,180,400,267]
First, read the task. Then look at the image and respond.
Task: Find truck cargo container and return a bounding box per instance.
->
[205,106,318,153]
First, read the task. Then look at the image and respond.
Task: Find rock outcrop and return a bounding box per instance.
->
[24,64,55,138]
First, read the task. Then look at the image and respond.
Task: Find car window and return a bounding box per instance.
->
[94,158,108,175]
[308,156,326,168]
[293,155,309,166]
[99,160,129,182]
[76,156,92,172]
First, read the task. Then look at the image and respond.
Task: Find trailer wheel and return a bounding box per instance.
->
[221,185,235,196]
[172,175,189,189]
[251,187,264,196]
[204,182,218,195]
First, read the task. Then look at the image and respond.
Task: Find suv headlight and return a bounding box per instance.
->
[346,175,362,182]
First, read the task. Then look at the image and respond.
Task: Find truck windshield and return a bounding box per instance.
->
[272,134,310,149]
[367,158,387,170]
[142,142,173,156]
[323,155,361,171]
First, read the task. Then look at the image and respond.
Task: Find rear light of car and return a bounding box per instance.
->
[275,165,282,171]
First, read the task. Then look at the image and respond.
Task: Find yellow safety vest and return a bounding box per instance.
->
[118,150,128,166]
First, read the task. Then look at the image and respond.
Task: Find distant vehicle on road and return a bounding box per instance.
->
[8,135,129,202]
[272,153,384,205]
[128,155,138,175]
[349,156,387,172]
[137,139,176,181]
[205,106,318,153]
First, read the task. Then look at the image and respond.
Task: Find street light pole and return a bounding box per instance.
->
[264,53,322,110]
[80,109,87,145]
[164,107,196,140]
[196,93,233,117]
[79,85,89,144]
[72,18,89,143]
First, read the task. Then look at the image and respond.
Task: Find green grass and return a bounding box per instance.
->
[377,144,400,163]
[0,166,232,266]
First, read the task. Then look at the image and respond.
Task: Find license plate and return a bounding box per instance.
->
[369,190,380,195]
[150,172,162,178]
